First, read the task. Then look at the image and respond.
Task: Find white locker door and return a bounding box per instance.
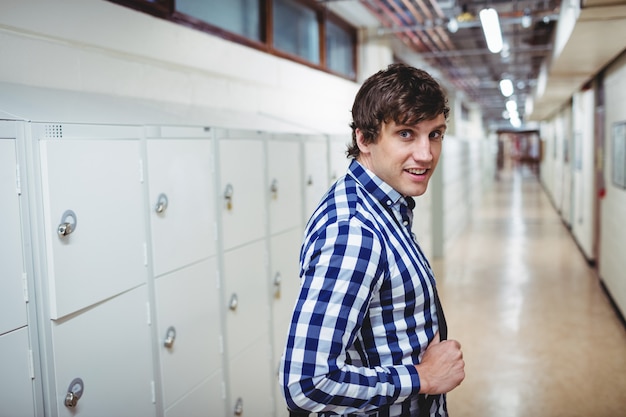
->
[164,372,225,417]
[52,286,154,417]
[269,228,303,417]
[328,135,351,184]
[303,138,330,221]
[223,241,273,417]
[38,130,146,319]
[0,328,36,417]
[0,138,27,334]
[146,137,216,277]
[218,136,266,251]
[229,339,274,417]
[155,258,223,414]
[267,137,303,235]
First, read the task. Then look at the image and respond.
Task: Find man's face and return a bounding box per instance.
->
[356,114,446,197]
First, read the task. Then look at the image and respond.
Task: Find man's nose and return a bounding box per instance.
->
[411,137,433,161]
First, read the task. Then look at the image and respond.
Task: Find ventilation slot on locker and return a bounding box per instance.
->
[44,124,63,139]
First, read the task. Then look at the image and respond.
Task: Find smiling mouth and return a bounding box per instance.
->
[406,168,428,175]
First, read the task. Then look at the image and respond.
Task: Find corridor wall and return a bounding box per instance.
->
[540,49,626,320]
[600,51,626,318]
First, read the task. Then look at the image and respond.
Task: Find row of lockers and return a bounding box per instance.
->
[0,121,350,417]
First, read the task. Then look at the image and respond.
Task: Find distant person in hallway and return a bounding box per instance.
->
[279,63,465,417]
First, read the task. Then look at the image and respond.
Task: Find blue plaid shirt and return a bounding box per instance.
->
[280,159,446,417]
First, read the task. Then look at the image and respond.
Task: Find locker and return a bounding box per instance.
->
[146,137,216,277]
[269,228,303,417]
[38,132,146,319]
[222,240,270,355]
[218,135,266,251]
[0,328,36,417]
[228,337,274,417]
[164,372,225,417]
[154,258,221,410]
[328,135,351,183]
[267,137,303,235]
[303,137,330,220]
[51,286,155,417]
[0,138,28,334]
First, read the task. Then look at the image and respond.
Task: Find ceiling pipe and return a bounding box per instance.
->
[377,13,560,34]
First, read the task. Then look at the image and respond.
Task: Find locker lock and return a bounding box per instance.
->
[57,210,77,238]
[229,293,239,311]
[163,326,177,349]
[273,272,282,298]
[234,397,244,416]
[155,193,169,214]
[224,184,234,211]
[270,179,279,199]
[64,377,84,408]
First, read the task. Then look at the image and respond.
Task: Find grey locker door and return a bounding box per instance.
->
[303,138,330,221]
[52,286,155,417]
[0,138,28,334]
[269,228,303,417]
[223,240,274,417]
[155,258,223,414]
[38,130,146,319]
[0,328,36,417]
[267,138,303,235]
[218,137,266,251]
[146,137,216,277]
[328,135,351,183]
[163,372,225,417]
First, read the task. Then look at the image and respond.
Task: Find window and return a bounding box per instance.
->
[176,0,261,41]
[273,0,319,64]
[107,0,357,80]
[326,18,355,79]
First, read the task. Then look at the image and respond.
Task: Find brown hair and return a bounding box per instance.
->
[347,63,450,159]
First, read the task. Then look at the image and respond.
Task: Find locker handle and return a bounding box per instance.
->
[224,183,234,211]
[57,210,77,238]
[155,193,169,214]
[234,397,243,416]
[64,377,84,408]
[273,272,282,297]
[270,178,279,199]
[163,326,176,349]
[229,293,238,311]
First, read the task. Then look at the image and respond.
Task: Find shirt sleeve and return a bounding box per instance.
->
[279,217,421,414]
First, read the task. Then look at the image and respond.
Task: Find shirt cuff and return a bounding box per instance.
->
[391,365,422,403]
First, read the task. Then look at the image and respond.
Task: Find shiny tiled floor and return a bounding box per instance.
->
[433,165,626,417]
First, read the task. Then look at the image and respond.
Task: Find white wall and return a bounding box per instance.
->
[540,49,626,318]
[0,0,358,134]
[600,51,626,317]
[570,89,596,261]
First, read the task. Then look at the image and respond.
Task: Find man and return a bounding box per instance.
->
[280,63,465,417]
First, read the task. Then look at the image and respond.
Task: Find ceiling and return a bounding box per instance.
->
[324,0,626,133]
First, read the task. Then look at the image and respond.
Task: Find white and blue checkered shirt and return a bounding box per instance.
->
[280,159,446,417]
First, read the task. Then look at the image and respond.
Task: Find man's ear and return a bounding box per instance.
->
[355,128,370,154]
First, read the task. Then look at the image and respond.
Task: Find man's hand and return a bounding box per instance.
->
[414,332,465,394]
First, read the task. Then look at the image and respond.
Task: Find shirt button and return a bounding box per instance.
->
[386,200,392,206]
[403,221,409,226]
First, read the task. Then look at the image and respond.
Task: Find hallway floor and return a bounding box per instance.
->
[433,165,626,417]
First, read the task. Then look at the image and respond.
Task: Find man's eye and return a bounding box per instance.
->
[399,131,411,138]
[430,131,443,140]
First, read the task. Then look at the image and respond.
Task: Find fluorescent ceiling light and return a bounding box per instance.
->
[521,9,532,28]
[479,8,503,53]
[499,79,514,97]
[506,99,518,113]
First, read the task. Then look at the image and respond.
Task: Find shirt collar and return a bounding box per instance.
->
[348,159,413,211]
